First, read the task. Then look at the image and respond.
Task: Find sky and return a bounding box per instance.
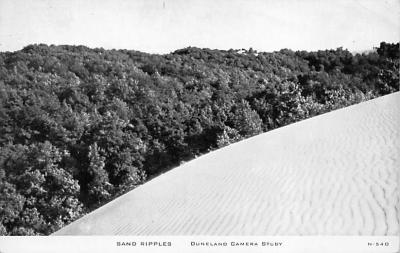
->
[0,0,399,53]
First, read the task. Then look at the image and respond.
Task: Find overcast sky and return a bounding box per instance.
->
[0,0,399,53]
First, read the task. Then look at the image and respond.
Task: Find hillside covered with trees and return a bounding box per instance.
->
[0,42,398,235]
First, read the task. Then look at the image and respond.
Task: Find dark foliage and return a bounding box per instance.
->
[0,42,398,235]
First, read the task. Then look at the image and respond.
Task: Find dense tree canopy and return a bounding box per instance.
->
[0,42,398,235]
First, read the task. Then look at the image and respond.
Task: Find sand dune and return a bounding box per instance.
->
[54,92,400,236]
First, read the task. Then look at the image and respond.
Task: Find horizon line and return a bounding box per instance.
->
[2,41,397,55]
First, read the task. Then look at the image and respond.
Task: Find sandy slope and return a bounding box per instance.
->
[54,92,400,235]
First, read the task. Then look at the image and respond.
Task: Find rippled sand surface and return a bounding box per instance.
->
[54,92,400,235]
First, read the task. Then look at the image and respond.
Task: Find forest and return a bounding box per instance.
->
[0,42,398,235]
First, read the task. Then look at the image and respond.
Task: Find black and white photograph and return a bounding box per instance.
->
[0,0,399,252]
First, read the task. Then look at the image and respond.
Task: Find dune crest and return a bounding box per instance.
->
[54,92,400,235]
